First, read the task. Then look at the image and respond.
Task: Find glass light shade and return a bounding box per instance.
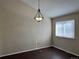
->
[34,9,44,22]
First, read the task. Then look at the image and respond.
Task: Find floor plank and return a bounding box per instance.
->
[1,47,79,59]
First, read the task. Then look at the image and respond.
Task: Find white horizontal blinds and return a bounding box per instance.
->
[55,20,75,39]
[56,22,64,37]
[63,20,75,38]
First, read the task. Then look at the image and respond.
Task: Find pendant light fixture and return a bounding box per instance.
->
[34,0,44,22]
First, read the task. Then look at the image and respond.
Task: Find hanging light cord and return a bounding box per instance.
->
[38,0,40,9]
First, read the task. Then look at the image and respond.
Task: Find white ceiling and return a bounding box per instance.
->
[21,0,79,18]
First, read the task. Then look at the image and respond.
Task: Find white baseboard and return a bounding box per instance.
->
[52,45,79,57]
[0,46,51,58]
[1,45,79,58]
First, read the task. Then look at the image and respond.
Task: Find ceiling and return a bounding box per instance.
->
[21,0,79,18]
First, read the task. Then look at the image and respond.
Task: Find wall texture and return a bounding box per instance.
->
[52,12,79,55]
[0,0,51,56]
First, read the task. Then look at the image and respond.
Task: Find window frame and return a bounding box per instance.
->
[55,19,75,39]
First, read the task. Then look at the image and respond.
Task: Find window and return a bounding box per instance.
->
[55,20,75,39]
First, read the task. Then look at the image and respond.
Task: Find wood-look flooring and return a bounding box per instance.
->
[1,47,79,59]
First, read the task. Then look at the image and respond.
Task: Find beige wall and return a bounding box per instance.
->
[0,0,51,56]
[52,12,79,55]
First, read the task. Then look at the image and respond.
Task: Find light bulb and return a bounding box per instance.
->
[35,17,43,21]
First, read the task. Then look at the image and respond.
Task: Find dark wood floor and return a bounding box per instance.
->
[1,47,79,59]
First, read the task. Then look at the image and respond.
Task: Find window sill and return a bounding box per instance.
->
[56,36,75,40]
